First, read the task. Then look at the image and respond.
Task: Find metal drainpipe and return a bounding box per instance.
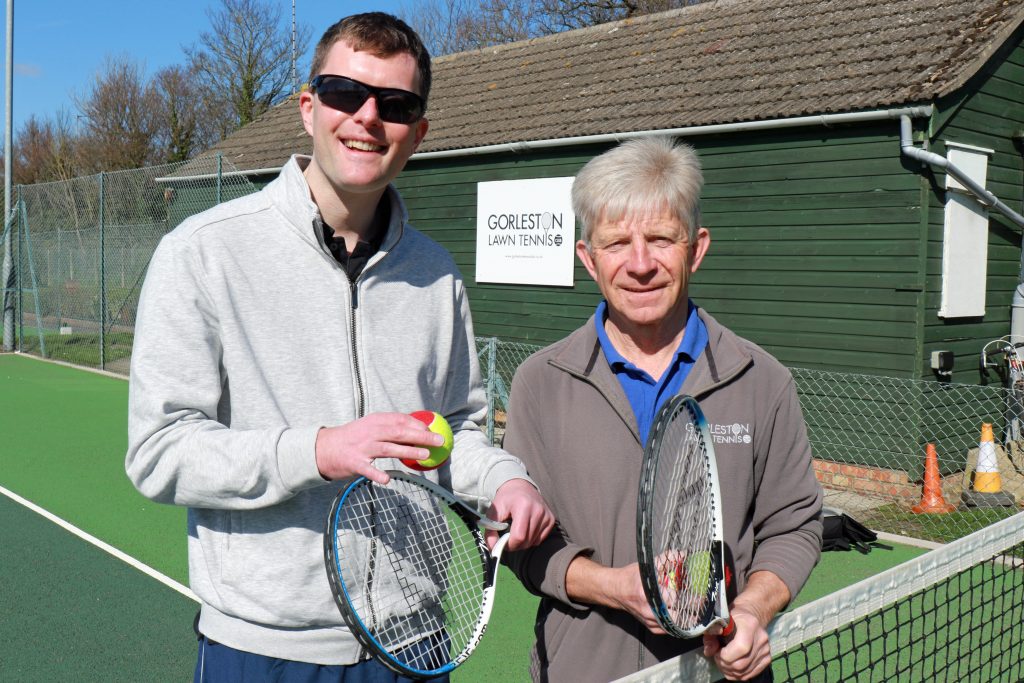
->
[899,115,1024,342]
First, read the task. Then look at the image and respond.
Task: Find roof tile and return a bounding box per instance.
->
[193,0,1024,174]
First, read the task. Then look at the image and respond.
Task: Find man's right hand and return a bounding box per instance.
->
[566,557,665,634]
[607,562,666,634]
[314,412,445,483]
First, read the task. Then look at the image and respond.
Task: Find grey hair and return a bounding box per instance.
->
[572,137,703,247]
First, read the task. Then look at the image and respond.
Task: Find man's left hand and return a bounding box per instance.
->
[702,570,789,681]
[486,479,555,551]
[702,608,771,681]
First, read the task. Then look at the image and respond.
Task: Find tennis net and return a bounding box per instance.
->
[616,511,1024,683]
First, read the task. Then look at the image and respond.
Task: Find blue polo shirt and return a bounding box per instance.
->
[595,300,708,445]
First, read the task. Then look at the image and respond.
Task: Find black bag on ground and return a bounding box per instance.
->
[821,508,881,553]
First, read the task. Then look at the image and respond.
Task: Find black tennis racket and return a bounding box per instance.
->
[324,470,509,679]
[637,395,736,639]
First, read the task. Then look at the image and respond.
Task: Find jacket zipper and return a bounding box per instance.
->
[349,278,365,418]
[347,274,373,650]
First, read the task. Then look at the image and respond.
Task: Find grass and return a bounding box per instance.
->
[861,504,1021,545]
[13,329,133,370]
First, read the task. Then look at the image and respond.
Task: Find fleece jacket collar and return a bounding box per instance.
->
[267,155,408,268]
[547,307,754,405]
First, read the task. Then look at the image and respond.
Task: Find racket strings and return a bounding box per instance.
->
[332,478,489,673]
[651,405,718,631]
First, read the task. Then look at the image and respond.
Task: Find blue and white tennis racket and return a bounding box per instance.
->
[324,470,509,679]
[637,395,736,639]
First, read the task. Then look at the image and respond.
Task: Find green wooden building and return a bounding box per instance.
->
[177,0,1024,384]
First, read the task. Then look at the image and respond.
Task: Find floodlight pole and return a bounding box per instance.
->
[291,0,297,95]
[2,0,14,352]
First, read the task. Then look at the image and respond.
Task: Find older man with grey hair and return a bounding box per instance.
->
[505,136,822,682]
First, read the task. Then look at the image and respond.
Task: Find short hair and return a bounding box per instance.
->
[572,137,703,247]
[309,12,432,104]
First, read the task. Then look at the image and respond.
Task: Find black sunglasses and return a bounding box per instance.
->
[309,74,426,125]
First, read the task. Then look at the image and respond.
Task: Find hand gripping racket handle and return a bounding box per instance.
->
[718,559,736,642]
[720,616,736,640]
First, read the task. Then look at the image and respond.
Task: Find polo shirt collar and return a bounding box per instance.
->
[594,299,705,374]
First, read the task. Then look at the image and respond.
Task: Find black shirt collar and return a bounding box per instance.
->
[321,198,391,281]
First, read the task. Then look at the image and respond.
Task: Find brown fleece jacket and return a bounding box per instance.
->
[505,308,823,682]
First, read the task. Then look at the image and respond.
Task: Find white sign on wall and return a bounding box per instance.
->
[939,141,994,318]
[475,177,576,286]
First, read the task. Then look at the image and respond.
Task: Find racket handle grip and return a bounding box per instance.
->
[719,616,736,643]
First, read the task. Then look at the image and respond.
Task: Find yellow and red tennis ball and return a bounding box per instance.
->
[402,411,453,471]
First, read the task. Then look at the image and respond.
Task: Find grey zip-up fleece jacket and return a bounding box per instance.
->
[126,156,532,665]
[505,308,822,682]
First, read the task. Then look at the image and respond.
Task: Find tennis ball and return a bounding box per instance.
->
[686,551,712,596]
[401,411,453,471]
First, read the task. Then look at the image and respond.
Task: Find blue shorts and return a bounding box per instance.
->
[194,635,451,683]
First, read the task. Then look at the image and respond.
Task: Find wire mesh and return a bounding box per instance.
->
[475,337,544,445]
[614,511,1024,683]
[7,157,257,372]
[792,368,1024,544]
[471,346,1024,543]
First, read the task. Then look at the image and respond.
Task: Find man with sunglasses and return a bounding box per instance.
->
[127,12,553,683]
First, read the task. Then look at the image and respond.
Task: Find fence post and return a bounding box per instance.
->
[1,198,14,352]
[486,337,498,445]
[99,172,106,370]
[19,199,45,358]
[17,193,23,351]
[217,153,223,204]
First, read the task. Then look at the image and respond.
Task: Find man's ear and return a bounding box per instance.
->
[576,240,598,282]
[412,117,429,149]
[690,227,711,273]
[299,90,315,137]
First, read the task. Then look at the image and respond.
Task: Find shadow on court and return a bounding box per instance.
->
[0,495,198,682]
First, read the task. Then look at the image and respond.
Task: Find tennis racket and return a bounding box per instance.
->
[324,470,509,679]
[637,394,736,639]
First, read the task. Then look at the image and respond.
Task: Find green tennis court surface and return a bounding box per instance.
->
[0,493,198,681]
[1,353,938,681]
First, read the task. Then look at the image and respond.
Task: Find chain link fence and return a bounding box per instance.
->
[792,368,1024,543]
[471,344,1024,544]
[475,337,543,445]
[1,157,257,373]
[4,163,1023,545]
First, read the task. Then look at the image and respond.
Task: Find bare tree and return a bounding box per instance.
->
[185,0,310,137]
[399,0,477,56]
[12,115,57,185]
[75,56,159,172]
[152,64,225,163]
[462,0,540,48]
[10,109,85,185]
[536,0,692,34]
[403,0,698,54]
[404,0,540,55]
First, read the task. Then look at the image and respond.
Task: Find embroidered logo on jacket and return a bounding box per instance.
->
[707,422,752,445]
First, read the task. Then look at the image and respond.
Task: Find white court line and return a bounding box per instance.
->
[875,529,944,550]
[0,483,198,603]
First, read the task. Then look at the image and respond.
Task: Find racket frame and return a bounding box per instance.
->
[636,394,733,638]
[324,470,509,679]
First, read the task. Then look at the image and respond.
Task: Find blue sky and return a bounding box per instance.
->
[0,0,407,136]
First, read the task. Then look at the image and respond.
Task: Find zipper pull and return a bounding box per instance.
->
[350,281,359,310]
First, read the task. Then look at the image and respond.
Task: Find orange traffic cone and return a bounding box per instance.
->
[912,443,955,514]
[961,423,1017,508]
